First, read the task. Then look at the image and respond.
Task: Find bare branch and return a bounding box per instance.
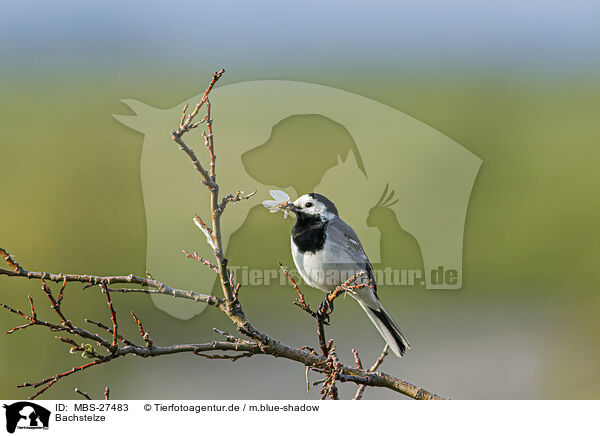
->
[0,247,24,273]
[170,133,215,189]
[173,69,224,136]
[85,319,136,347]
[352,349,363,370]
[278,262,316,317]
[170,70,224,191]
[169,72,237,306]
[131,311,153,348]
[0,70,445,401]
[57,276,67,305]
[100,283,118,350]
[1,297,37,334]
[20,359,110,400]
[192,214,216,250]
[217,190,257,216]
[193,350,257,362]
[0,259,220,307]
[74,388,92,400]
[1,247,442,400]
[182,249,218,273]
[1,295,113,350]
[370,344,390,372]
[354,344,390,400]
[212,328,239,343]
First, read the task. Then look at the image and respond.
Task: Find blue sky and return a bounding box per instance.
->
[1,1,599,73]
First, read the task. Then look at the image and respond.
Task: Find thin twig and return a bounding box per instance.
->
[217,190,257,216]
[193,351,256,362]
[354,344,390,400]
[182,250,218,273]
[278,262,330,356]
[0,247,24,273]
[100,283,118,350]
[20,359,110,400]
[352,349,363,370]
[85,319,136,347]
[57,276,67,305]
[170,70,225,190]
[131,312,153,348]
[74,387,92,400]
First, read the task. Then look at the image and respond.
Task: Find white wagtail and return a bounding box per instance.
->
[282,193,411,357]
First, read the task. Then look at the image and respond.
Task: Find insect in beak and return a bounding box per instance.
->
[283,202,297,213]
[262,190,294,218]
[276,201,297,218]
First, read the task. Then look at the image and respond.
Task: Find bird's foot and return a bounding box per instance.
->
[315,309,330,325]
[316,296,335,324]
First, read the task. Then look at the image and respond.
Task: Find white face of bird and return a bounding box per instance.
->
[292,194,338,221]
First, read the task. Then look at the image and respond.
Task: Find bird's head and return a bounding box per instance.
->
[287,193,339,221]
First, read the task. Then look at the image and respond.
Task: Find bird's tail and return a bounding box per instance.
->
[358,299,411,357]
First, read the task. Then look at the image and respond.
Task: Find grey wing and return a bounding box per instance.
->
[327,218,378,291]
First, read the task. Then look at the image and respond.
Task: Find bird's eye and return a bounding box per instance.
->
[305,202,313,208]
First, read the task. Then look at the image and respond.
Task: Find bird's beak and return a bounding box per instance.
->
[283,202,298,213]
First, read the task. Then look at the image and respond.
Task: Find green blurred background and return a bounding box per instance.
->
[1,1,599,399]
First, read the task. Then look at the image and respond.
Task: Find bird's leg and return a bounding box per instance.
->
[317,287,345,324]
[317,296,334,317]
